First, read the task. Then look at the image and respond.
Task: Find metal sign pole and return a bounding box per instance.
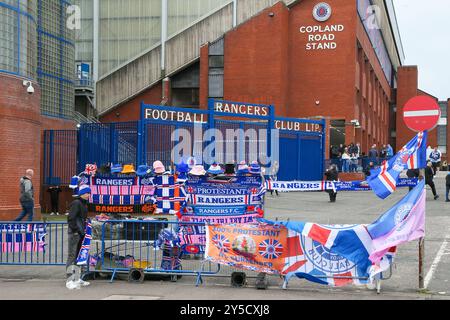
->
[418,170,425,290]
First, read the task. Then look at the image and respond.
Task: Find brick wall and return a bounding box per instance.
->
[0,73,42,221]
[223,2,290,116]
[100,82,163,122]
[396,66,418,151]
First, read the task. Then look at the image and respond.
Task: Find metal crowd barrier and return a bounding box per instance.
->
[0,221,67,266]
[0,220,394,293]
[91,219,223,285]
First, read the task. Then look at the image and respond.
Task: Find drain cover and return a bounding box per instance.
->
[103,295,161,300]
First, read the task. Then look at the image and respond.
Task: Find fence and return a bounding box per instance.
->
[0,222,67,266]
[92,220,223,285]
[325,157,393,174]
[0,219,393,292]
[43,99,325,186]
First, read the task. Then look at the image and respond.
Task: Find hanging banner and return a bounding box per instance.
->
[87,203,155,214]
[266,180,335,192]
[265,178,418,192]
[205,223,288,274]
[0,223,47,253]
[185,176,264,207]
[179,176,266,255]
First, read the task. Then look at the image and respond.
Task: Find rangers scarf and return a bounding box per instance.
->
[76,219,92,266]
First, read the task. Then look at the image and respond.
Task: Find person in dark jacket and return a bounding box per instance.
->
[66,185,91,289]
[14,169,35,221]
[446,172,450,202]
[364,162,375,178]
[47,186,62,215]
[425,161,439,200]
[406,169,420,191]
[324,164,339,202]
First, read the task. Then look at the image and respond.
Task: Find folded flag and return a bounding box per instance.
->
[367,179,425,263]
[368,131,427,199]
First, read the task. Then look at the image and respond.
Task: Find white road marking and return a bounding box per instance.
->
[424,231,450,289]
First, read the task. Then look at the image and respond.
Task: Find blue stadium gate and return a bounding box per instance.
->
[43,99,325,185]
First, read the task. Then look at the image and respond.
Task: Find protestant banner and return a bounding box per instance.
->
[205,223,288,274]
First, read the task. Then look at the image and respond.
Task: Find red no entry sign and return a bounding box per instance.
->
[403,96,441,132]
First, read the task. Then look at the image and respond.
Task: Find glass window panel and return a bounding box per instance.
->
[98,0,161,76]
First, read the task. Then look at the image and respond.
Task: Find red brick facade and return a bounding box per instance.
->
[100,82,163,123]
[0,74,42,221]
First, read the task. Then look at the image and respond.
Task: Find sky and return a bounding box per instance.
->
[393,0,450,100]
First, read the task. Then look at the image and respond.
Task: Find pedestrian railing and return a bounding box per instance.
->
[0,220,394,293]
[325,157,392,173]
[0,221,67,265]
[91,220,223,285]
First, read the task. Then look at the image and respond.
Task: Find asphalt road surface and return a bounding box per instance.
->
[0,173,449,301]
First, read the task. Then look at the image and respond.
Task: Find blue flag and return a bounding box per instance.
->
[368,131,427,199]
[367,179,425,239]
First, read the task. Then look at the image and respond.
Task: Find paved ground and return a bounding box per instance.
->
[1,172,449,300]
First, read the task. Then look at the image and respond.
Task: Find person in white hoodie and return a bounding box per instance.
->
[341,148,351,173]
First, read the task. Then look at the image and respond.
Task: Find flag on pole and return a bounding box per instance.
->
[368,131,427,199]
[367,179,426,263]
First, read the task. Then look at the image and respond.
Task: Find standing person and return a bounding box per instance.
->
[363,161,375,178]
[429,147,442,173]
[406,168,420,191]
[368,144,378,160]
[14,169,35,222]
[426,146,433,162]
[355,143,361,157]
[386,144,394,159]
[66,185,91,290]
[324,164,339,202]
[47,185,62,215]
[349,152,359,172]
[341,148,351,173]
[269,161,279,196]
[446,171,450,202]
[425,161,439,200]
[380,145,387,160]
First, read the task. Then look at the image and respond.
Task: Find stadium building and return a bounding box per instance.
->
[0,0,448,219]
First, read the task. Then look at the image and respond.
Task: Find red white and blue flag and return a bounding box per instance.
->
[258,239,284,259]
[368,131,427,199]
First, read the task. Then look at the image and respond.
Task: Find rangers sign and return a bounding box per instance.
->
[313,2,332,22]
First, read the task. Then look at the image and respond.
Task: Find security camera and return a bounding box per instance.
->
[350,119,360,126]
[23,80,35,94]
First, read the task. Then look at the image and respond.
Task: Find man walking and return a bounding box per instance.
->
[66,185,91,289]
[429,147,442,173]
[425,161,439,200]
[14,169,35,222]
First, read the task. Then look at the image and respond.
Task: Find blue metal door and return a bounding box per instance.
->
[278,133,299,181]
[298,135,322,181]
[279,132,323,181]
